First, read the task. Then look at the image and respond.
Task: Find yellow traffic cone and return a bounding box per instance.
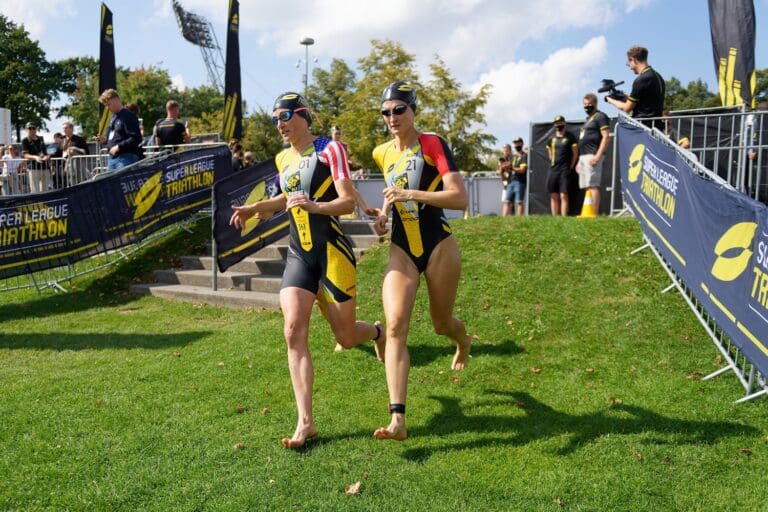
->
[579,190,598,218]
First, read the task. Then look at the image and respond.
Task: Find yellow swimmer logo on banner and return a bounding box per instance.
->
[133,171,163,220]
[711,222,757,281]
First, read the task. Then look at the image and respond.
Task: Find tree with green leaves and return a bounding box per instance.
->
[664,77,719,112]
[419,57,496,172]
[0,15,65,140]
[306,58,356,128]
[335,39,421,171]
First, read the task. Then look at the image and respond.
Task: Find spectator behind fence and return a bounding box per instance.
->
[605,45,665,129]
[22,122,51,193]
[509,137,528,216]
[153,100,191,147]
[231,143,245,172]
[50,132,66,189]
[61,121,90,185]
[96,89,144,172]
[497,144,513,216]
[243,151,255,167]
[2,144,26,195]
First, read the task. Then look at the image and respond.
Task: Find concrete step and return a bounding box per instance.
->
[130,284,281,310]
[180,255,286,274]
[153,269,282,292]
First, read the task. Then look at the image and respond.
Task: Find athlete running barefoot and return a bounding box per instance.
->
[230,92,384,449]
[370,81,472,441]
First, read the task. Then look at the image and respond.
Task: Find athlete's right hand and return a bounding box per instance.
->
[229,204,254,229]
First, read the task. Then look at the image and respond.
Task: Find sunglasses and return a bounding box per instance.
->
[272,108,308,124]
[380,104,409,117]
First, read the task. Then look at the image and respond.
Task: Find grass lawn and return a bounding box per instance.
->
[1,215,766,511]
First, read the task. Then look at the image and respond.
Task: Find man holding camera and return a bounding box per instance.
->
[605,45,665,129]
[577,93,610,214]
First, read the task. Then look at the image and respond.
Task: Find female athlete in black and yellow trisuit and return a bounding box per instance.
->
[230,92,384,449]
[371,82,472,441]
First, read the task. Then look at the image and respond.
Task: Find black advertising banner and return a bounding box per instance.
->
[98,3,116,137]
[213,158,289,272]
[617,118,768,377]
[222,0,243,141]
[0,145,232,279]
[708,0,756,107]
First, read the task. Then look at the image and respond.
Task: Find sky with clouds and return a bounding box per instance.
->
[2,0,767,147]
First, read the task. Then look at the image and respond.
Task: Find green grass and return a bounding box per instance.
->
[1,216,767,511]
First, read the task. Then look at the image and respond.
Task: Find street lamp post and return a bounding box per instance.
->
[300,37,314,98]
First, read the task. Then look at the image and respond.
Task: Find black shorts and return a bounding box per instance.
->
[547,169,570,194]
[281,236,357,303]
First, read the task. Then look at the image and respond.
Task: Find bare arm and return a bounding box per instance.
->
[383,172,468,211]
[606,96,636,114]
[229,194,287,229]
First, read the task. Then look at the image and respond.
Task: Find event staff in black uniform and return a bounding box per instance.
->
[229,92,384,449]
[606,45,665,129]
[577,93,610,214]
[153,100,190,147]
[546,116,579,216]
[370,81,472,441]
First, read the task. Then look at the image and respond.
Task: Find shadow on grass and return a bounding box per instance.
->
[405,338,524,367]
[401,391,759,462]
[0,331,212,350]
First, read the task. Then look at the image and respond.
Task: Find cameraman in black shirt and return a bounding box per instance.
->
[606,45,665,129]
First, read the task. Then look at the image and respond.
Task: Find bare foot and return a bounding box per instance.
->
[451,334,472,370]
[334,343,344,352]
[373,321,386,362]
[281,423,318,449]
[374,416,407,441]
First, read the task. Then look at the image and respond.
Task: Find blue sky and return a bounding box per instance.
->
[3,0,767,147]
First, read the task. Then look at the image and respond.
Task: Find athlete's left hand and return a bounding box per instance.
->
[286,193,319,213]
[383,186,412,203]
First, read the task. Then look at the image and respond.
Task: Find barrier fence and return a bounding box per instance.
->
[617,112,767,402]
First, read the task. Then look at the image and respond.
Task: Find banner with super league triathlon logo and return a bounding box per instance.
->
[212,158,289,273]
[618,118,768,377]
[0,145,232,280]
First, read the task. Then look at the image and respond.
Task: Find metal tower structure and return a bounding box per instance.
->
[171,0,225,92]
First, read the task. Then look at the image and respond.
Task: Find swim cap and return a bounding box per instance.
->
[381,81,417,112]
[273,92,312,125]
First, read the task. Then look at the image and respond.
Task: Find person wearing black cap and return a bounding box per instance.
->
[229,91,384,449]
[509,137,528,216]
[370,81,472,441]
[21,122,51,193]
[546,116,579,216]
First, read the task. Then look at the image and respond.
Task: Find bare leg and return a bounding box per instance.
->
[424,236,471,370]
[550,193,559,216]
[516,200,524,216]
[279,287,319,449]
[590,187,600,214]
[502,201,511,216]
[560,192,569,216]
[318,291,385,361]
[374,246,419,441]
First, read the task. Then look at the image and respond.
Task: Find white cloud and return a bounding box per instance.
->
[171,74,186,90]
[1,0,77,40]
[473,36,608,142]
[624,0,654,13]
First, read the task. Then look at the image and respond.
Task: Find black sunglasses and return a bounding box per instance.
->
[272,108,307,124]
[380,104,409,117]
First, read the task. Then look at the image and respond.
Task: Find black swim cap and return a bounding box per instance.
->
[381,81,417,112]
[273,92,312,125]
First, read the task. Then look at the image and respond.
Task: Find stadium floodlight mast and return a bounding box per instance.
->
[171,0,225,92]
[299,37,315,97]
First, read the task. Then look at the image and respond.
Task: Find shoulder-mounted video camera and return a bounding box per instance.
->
[598,79,626,102]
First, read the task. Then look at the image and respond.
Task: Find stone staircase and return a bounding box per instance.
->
[130,220,384,309]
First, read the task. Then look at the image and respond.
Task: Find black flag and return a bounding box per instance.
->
[223,0,243,141]
[708,0,756,107]
[98,3,116,137]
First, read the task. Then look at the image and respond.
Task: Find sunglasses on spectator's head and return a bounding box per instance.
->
[272,108,308,124]
[380,104,409,117]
